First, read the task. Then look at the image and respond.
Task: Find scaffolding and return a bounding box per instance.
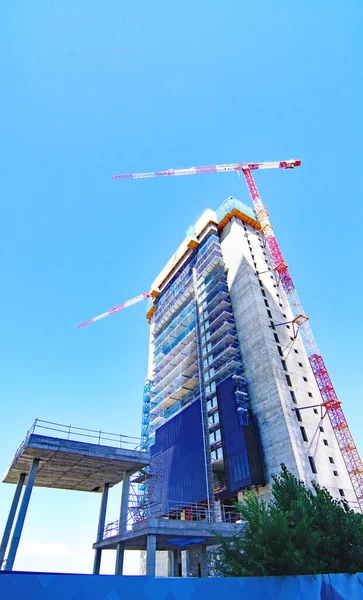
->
[145,229,253,510]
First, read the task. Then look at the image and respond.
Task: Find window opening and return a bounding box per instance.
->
[300,427,308,442]
[309,456,317,474]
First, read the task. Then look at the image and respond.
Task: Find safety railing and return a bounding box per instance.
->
[103,519,121,538]
[102,501,242,540]
[14,419,142,453]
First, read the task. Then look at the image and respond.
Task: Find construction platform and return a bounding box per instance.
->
[1,420,241,577]
[0,420,150,573]
[94,517,242,552]
[3,422,149,493]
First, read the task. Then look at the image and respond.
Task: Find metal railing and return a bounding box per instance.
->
[102,501,242,540]
[103,519,121,538]
[10,420,142,463]
[152,501,241,523]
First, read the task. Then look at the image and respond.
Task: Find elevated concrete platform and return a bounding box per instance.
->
[1,420,150,573]
[3,434,150,493]
[94,518,243,552]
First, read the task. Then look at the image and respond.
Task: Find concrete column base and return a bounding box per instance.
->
[146,534,156,576]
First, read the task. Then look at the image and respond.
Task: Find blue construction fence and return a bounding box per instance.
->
[0,572,362,599]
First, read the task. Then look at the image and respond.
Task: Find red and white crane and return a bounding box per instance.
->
[77,292,151,329]
[77,160,299,328]
[78,158,363,512]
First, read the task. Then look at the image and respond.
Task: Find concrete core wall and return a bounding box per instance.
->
[220,216,356,505]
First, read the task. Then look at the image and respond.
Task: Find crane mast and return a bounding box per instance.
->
[241,168,363,512]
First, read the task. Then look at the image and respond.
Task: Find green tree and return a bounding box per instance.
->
[214,465,363,577]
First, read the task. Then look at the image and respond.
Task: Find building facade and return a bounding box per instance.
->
[141,197,356,518]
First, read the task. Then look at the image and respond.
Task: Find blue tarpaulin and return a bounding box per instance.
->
[166,538,206,547]
[0,572,362,599]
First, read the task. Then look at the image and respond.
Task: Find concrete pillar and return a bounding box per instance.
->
[200,545,208,578]
[92,483,110,575]
[214,498,223,522]
[114,472,130,575]
[146,534,156,576]
[168,550,179,577]
[181,550,190,578]
[0,473,26,570]
[189,547,203,577]
[5,458,39,571]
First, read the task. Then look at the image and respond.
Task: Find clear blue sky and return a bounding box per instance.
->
[0,0,362,574]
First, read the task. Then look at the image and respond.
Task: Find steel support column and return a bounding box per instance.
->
[5,458,39,571]
[0,473,26,570]
[119,472,130,533]
[114,472,130,575]
[92,483,110,575]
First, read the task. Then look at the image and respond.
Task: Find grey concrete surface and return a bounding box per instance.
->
[3,434,150,492]
[94,518,243,552]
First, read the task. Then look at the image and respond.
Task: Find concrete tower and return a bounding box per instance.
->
[142,197,356,518]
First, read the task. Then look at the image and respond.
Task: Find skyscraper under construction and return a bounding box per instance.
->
[141,196,357,515]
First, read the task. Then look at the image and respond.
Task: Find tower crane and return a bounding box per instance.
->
[77,158,363,512]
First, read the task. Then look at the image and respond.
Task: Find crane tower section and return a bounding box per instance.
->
[242,168,363,511]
